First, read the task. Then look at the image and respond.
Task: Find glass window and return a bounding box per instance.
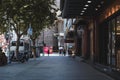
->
[116,16,120,34]
[116,16,120,68]
[112,19,115,32]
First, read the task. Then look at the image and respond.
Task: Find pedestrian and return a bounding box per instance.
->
[0,48,7,66]
[59,49,62,56]
[48,49,50,56]
[68,49,72,56]
[63,49,66,56]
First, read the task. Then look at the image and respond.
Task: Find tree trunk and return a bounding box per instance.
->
[32,39,36,58]
[16,36,20,59]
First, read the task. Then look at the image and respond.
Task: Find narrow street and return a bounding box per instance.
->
[0,55,114,80]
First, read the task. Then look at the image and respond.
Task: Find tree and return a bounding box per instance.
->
[25,0,57,58]
[0,0,57,59]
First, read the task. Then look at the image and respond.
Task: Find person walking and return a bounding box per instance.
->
[48,49,50,56]
[68,49,72,56]
[63,49,66,56]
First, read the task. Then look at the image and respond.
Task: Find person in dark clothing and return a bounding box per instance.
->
[63,49,66,56]
[59,49,61,56]
[48,49,50,56]
[0,48,7,66]
[68,49,72,56]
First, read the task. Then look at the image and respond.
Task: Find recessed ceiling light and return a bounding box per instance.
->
[85,4,89,7]
[117,21,120,23]
[101,1,104,4]
[80,13,83,15]
[82,10,85,13]
[83,8,87,10]
[98,5,101,8]
[95,8,98,11]
[87,1,92,3]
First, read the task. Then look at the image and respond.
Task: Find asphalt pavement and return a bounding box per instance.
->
[0,55,114,80]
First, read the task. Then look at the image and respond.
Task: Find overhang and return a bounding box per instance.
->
[64,39,74,43]
[73,19,88,26]
[60,0,114,18]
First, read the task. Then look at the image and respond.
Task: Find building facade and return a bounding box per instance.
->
[38,18,64,52]
[60,0,120,71]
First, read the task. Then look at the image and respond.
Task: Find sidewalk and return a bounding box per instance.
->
[94,63,120,80]
[74,56,120,80]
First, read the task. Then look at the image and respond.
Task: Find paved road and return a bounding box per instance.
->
[0,56,114,80]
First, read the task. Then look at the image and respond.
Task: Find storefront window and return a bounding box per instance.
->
[108,15,120,69]
[111,19,116,66]
[111,19,115,55]
[108,19,116,66]
[116,16,120,69]
[116,16,120,34]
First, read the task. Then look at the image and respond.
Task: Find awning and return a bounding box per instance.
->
[64,31,74,43]
[64,39,74,43]
[60,0,113,18]
[73,18,88,26]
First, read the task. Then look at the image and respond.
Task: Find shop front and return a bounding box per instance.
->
[97,1,120,70]
[108,14,120,70]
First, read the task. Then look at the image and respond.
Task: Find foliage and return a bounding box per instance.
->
[0,0,57,58]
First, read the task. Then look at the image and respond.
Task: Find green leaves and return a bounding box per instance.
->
[0,0,57,39]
